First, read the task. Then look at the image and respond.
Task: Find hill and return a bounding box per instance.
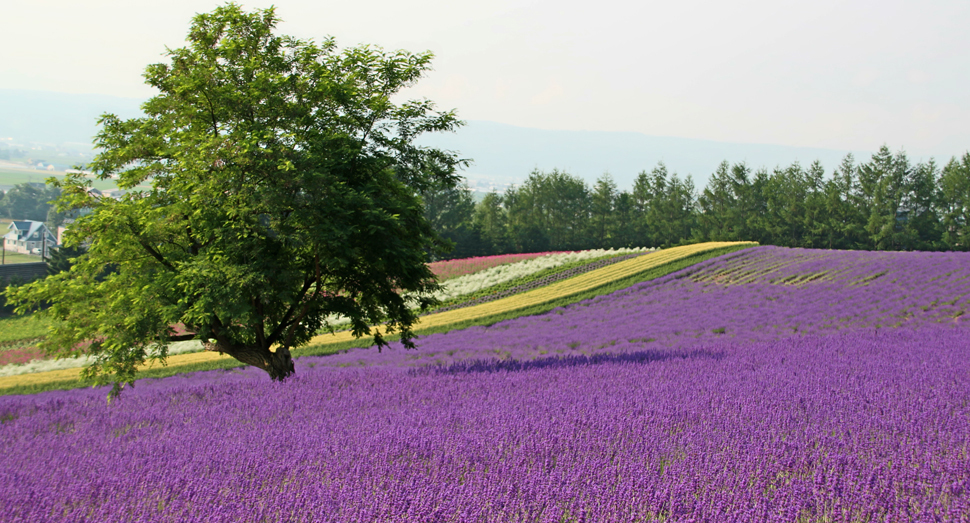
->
[1,245,968,520]
[0,89,876,190]
[416,120,872,190]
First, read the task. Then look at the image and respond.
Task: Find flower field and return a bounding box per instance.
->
[322,245,969,368]
[0,243,738,387]
[429,252,564,281]
[431,250,648,314]
[1,245,969,521]
[0,248,649,377]
[430,247,651,303]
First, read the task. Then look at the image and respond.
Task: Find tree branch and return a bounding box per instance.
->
[265,276,314,346]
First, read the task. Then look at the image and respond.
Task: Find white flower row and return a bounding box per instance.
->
[431,247,653,302]
[0,340,205,377]
[321,247,653,328]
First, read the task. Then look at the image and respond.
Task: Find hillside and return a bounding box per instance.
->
[0,242,750,393]
[1,245,968,520]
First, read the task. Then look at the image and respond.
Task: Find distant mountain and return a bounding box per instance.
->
[417,121,873,191]
[1,89,877,189]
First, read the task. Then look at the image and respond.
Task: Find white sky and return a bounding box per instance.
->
[3,0,968,158]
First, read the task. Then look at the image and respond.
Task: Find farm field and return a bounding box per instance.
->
[0,245,968,520]
[0,242,739,389]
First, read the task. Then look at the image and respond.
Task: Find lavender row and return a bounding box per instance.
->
[689,246,970,288]
[1,325,967,521]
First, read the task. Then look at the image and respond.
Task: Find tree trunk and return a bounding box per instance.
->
[203,340,295,381]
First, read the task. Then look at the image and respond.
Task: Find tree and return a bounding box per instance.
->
[421,180,486,259]
[505,169,588,251]
[6,4,465,394]
[939,153,970,250]
[0,183,60,222]
[472,192,510,254]
[589,173,618,247]
[906,158,941,250]
[819,154,863,249]
[632,163,696,247]
[45,244,87,276]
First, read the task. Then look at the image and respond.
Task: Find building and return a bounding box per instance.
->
[3,220,57,257]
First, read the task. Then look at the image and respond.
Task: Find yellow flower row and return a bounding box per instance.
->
[0,242,753,391]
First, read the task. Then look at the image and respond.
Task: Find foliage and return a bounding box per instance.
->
[45,244,85,276]
[4,3,465,394]
[0,183,60,222]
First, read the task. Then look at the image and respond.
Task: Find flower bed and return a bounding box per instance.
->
[429,251,649,314]
[0,243,742,387]
[310,245,970,369]
[430,247,652,303]
[429,252,562,281]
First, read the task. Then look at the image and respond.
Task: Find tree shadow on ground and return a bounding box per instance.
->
[418,348,724,375]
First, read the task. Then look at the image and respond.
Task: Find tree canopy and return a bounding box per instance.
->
[425,147,969,258]
[0,183,61,223]
[6,3,466,394]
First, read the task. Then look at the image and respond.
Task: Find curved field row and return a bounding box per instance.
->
[429,252,563,281]
[0,241,754,393]
[429,251,648,314]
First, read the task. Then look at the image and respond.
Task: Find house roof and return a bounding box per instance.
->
[5,220,54,241]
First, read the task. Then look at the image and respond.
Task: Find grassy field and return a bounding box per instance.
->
[0,168,120,191]
[0,251,44,264]
[0,314,49,343]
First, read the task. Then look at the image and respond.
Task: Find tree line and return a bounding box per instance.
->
[424,145,970,258]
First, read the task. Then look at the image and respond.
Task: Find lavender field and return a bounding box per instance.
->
[316,246,970,368]
[2,247,969,521]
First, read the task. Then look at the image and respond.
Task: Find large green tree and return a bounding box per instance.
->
[6,4,465,393]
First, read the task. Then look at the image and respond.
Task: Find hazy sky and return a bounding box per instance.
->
[3,0,968,158]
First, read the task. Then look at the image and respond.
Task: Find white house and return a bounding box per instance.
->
[3,220,57,257]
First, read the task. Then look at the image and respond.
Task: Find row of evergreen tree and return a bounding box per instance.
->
[423,146,970,258]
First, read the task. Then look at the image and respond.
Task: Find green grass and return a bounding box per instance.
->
[0,251,44,264]
[0,313,49,343]
[0,243,754,397]
[0,168,122,192]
